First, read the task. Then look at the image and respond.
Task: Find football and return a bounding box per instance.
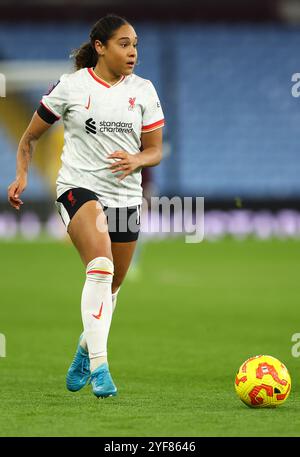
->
[235,355,291,408]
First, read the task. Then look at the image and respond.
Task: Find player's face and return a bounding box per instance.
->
[104,24,138,76]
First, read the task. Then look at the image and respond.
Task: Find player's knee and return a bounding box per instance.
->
[86,256,114,283]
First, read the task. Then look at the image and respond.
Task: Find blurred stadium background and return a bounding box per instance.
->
[1,0,300,240]
[1,0,300,438]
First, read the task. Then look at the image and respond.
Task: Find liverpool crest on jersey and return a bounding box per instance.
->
[128,97,136,111]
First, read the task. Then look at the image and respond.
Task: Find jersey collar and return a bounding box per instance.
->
[87,67,125,88]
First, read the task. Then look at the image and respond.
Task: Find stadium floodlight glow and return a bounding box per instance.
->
[0,73,6,98]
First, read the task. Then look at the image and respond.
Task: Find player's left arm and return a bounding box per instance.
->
[108,128,163,181]
[139,127,163,167]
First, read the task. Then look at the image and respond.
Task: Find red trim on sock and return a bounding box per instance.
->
[87,269,113,275]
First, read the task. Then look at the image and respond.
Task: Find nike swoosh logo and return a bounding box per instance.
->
[85,95,91,110]
[92,302,103,320]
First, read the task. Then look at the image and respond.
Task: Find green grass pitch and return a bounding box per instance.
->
[0,237,299,437]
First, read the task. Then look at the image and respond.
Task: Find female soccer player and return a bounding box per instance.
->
[7,14,164,398]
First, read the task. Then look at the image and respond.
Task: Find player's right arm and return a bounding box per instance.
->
[7,112,52,210]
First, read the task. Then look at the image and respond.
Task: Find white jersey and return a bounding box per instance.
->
[39,67,165,207]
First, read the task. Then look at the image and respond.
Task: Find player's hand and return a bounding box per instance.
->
[107,150,141,181]
[7,175,27,210]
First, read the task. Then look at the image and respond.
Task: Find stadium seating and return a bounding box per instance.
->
[1,23,300,200]
[175,24,300,198]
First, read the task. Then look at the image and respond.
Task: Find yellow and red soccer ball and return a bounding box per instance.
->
[235,355,291,407]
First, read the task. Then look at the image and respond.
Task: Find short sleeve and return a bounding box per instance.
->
[141,81,165,133]
[37,74,70,124]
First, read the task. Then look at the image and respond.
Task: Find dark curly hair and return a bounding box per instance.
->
[71,14,129,70]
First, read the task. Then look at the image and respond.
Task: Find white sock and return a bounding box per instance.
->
[80,286,120,352]
[112,287,120,313]
[81,257,114,369]
[90,356,107,372]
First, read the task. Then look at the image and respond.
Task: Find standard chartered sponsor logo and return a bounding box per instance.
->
[99,120,133,134]
[85,118,134,134]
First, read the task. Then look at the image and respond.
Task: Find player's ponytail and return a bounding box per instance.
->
[71,14,129,70]
[71,42,97,71]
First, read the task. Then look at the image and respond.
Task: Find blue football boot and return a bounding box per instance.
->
[91,363,117,398]
[66,334,91,392]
